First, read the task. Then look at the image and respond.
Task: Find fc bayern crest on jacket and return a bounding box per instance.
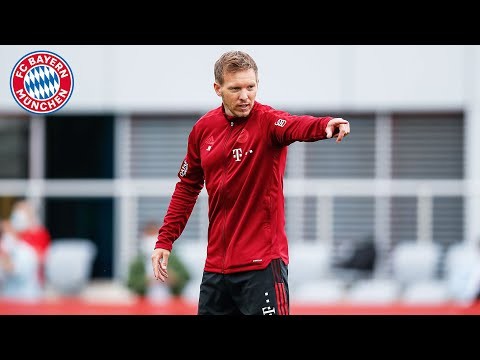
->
[10,50,74,114]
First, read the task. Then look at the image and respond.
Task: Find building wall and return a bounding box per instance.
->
[0,45,469,112]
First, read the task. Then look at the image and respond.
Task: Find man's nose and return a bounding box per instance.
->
[239,90,248,100]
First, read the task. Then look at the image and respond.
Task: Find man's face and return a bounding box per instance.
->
[214,69,258,118]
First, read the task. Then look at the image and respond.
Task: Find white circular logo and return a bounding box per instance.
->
[10,50,74,114]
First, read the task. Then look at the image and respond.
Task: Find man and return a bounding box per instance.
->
[151,50,350,315]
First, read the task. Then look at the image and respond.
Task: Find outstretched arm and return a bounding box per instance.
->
[265,109,350,146]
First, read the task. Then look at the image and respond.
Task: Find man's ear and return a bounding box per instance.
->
[213,82,221,96]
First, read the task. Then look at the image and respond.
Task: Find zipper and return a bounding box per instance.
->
[220,121,235,273]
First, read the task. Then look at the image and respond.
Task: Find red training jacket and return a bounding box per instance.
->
[155,101,333,274]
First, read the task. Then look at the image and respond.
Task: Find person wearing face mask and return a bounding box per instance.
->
[0,211,43,301]
[2,200,51,288]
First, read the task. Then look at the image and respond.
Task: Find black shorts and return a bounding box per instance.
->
[198,258,289,315]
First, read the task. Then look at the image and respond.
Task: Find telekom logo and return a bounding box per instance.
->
[232,148,242,161]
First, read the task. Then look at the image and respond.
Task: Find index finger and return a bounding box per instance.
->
[335,125,350,143]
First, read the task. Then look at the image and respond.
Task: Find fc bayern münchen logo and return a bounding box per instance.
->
[10,50,74,114]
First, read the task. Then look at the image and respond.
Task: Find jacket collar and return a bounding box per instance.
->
[221,102,257,124]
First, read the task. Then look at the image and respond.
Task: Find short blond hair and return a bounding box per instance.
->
[214,51,258,85]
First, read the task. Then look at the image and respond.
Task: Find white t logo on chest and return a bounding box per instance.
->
[232,148,243,161]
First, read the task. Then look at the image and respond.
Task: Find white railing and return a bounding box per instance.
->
[0,178,474,197]
[1,178,476,279]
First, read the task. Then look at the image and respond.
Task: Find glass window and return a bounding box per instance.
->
[0,117,29,179]
[130,115,198,178]
[45,115,114,179]
[391,113,464,179]
[304,113,375,179]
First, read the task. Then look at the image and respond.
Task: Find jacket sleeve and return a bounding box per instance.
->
[155,126,205,251]
[265,108,333,147]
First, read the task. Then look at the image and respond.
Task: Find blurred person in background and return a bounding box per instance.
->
[151,50,350,315]
[449,239,480,305]
[1,200,51,289]
[0,204,46,301]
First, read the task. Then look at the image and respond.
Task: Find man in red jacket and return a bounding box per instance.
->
[152,50,350,315]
